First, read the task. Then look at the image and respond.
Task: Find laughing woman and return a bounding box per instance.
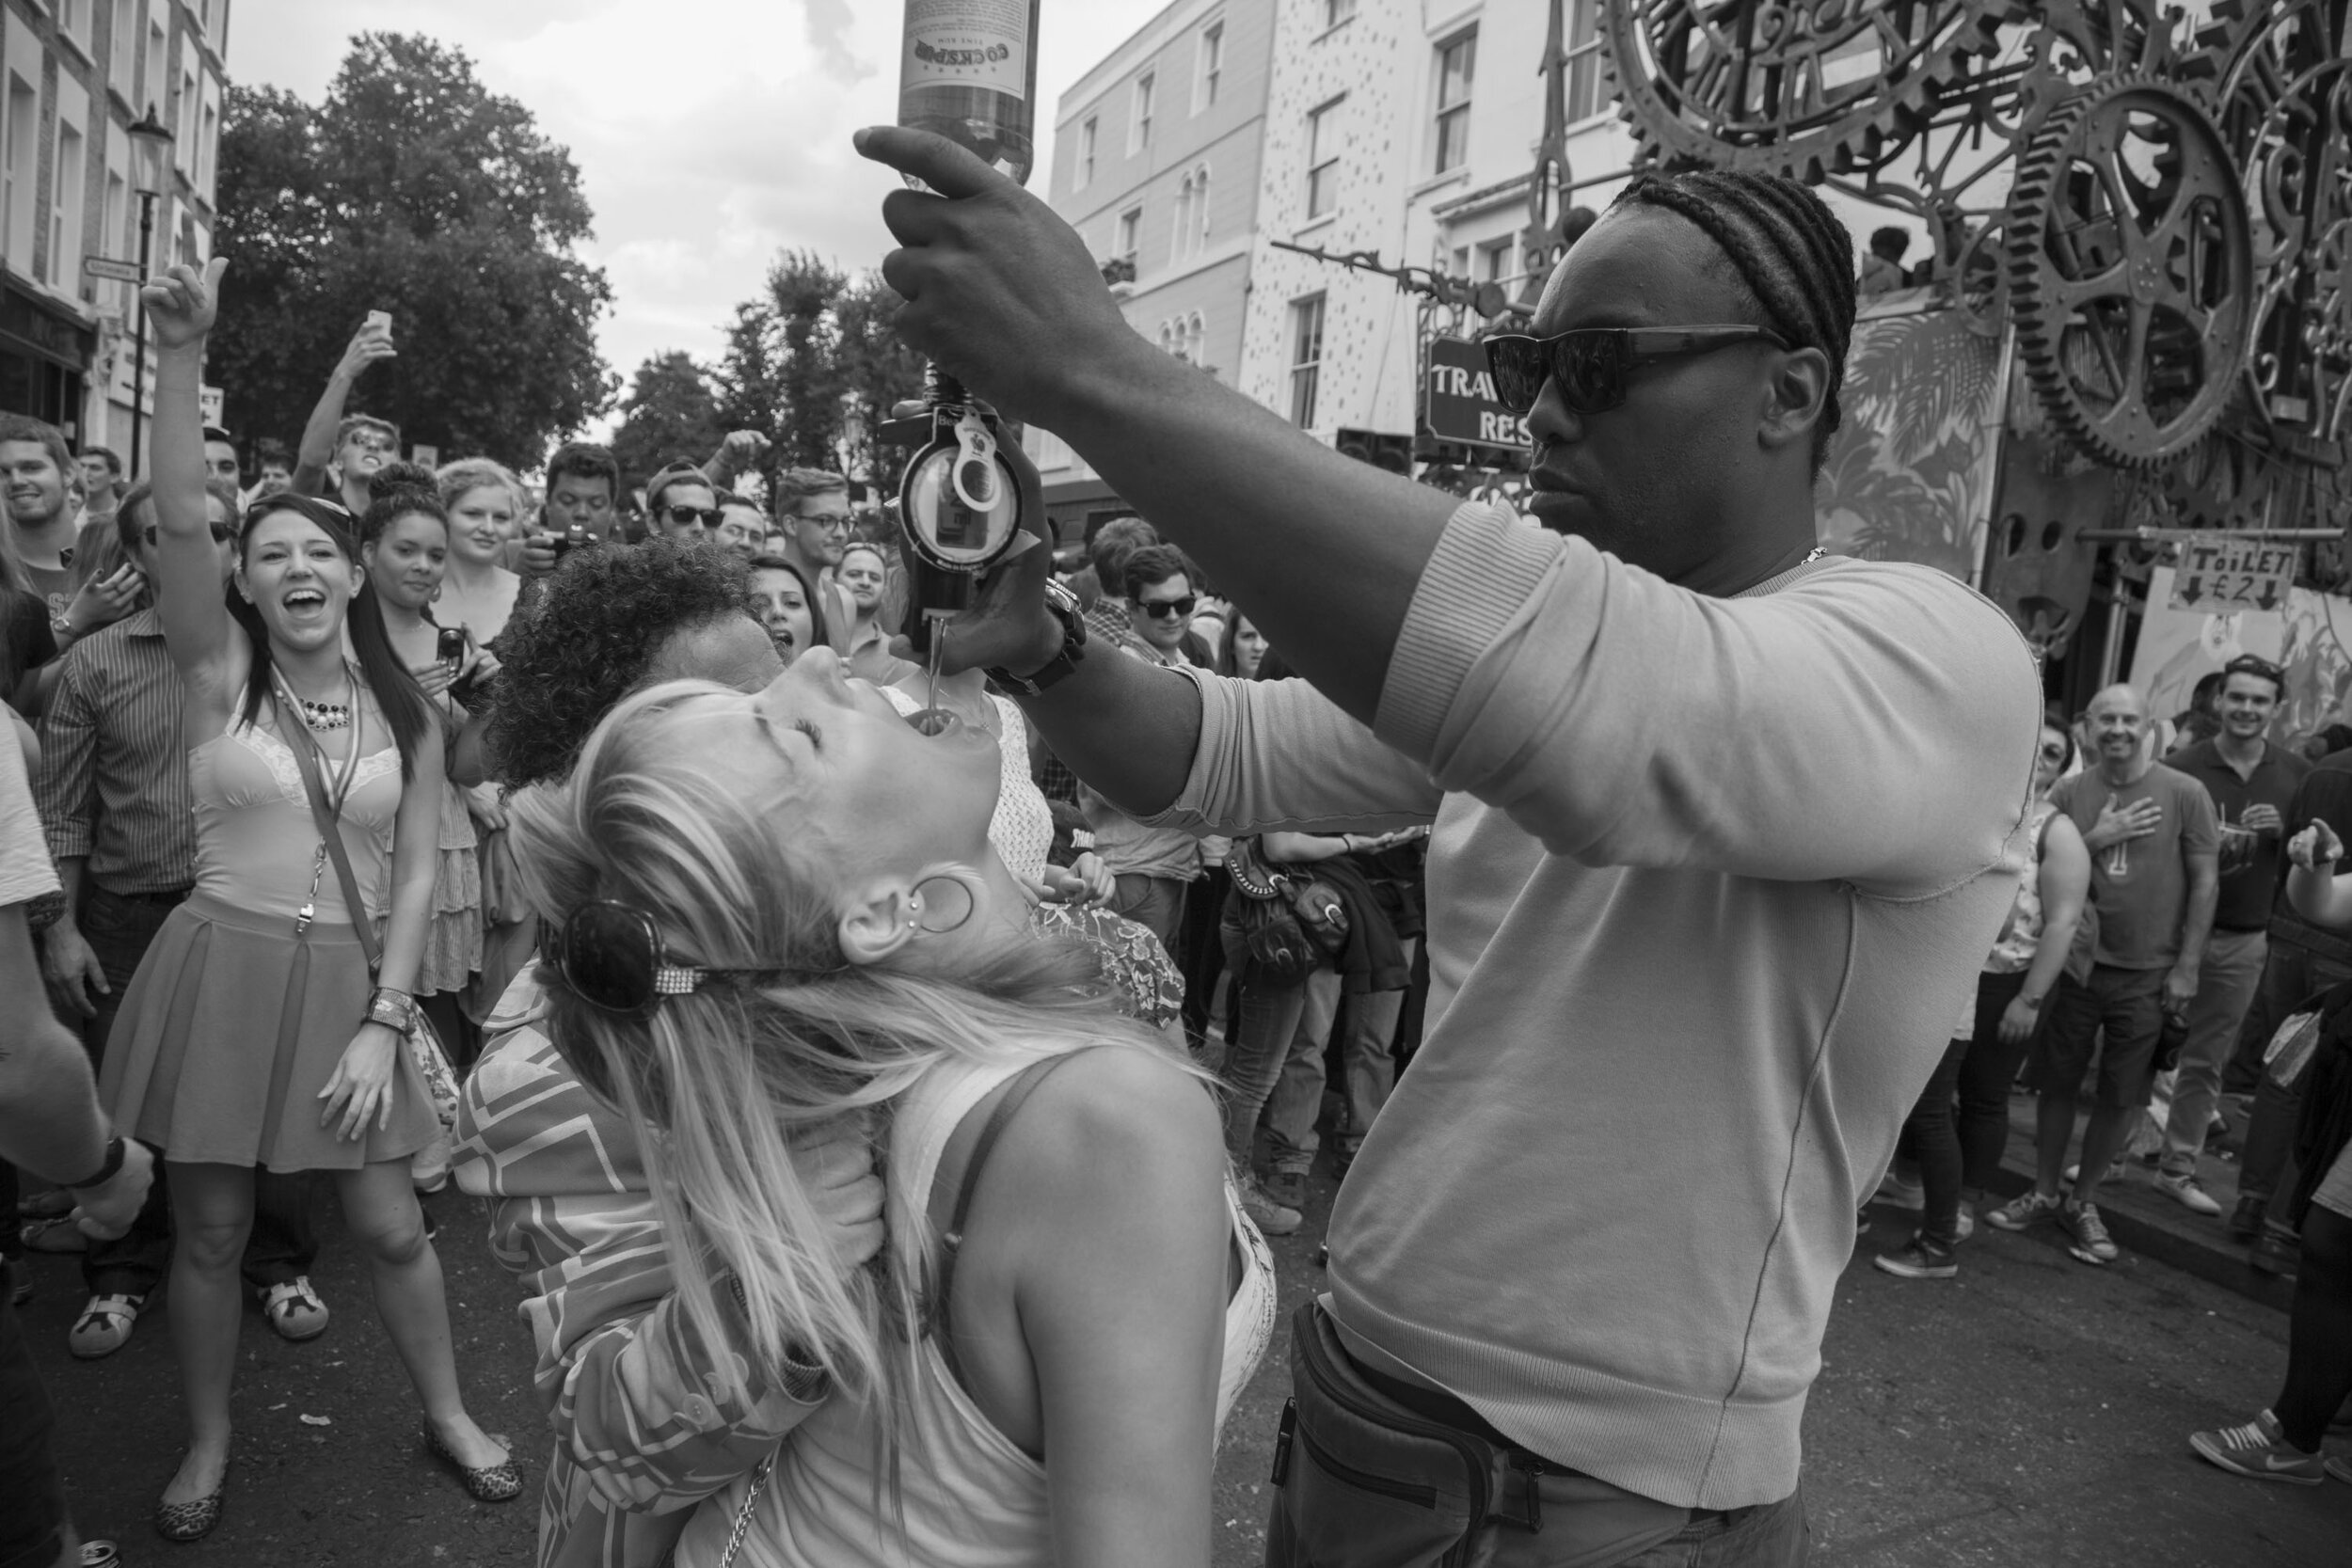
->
[102,261,518,1539]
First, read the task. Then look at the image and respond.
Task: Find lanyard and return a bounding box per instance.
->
[274,664,366,936]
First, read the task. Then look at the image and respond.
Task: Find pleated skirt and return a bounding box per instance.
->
[100,894,437,1172]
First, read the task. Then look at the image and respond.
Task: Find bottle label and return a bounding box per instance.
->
[903,0,1029,101]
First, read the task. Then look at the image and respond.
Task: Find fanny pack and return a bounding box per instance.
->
[1268,1302,1549,1565]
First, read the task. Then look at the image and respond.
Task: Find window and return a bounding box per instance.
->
[102,138,126,300]
[1184,312,1206,367]
[1116,207,1141,266]
[1305,98,1343,220]
[4,71,39,276]
[198,83,218,199]
[1326,0,1358,29]
[178,56,199,174]
[1434,31,1475,174]
[53,123,86,290]
[1076,117,1096,190]
[1197,21,1223,110]
[110,0,136,93]
[1130,72,1154,154]
[144,17,167,123]
[1478,237,1514,281]
[1170,165,1210,262]
[57,0,89,50]
[1289,294,1326,428]
[1566,0,1602,121]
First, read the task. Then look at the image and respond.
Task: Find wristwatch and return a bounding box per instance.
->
[66,1133,127,1191]
[985,579,1088,697]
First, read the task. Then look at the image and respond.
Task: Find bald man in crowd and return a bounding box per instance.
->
[1992,684,2219,1266]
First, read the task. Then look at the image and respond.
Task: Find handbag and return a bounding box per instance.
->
[1228,838,1327,988]
[279,697,462,1155]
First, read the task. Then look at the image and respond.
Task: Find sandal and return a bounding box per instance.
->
[259,1276,330,1342]
[80,1542,121,1567]
[69,1293,145,1360]
[20,1214,87,1254]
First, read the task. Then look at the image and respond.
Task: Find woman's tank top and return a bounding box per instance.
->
[187,692,403,923]
[676,1048,1276,1567]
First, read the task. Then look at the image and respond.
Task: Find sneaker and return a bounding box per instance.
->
[2061,1158,2129,1187]
[2328,1455,2352,1485]
[259,1277,330,1342]
[1237,1175,1302,1238]
[1986,1189,2061,1231]
[2062,1200,2120,1265]
[2228,1196,2265,1241]
[1263,1169,1309,1211]
[1872,1170,1924,1211]
[67,1292,143,1359]
[1955,1203,1976,1243]
[2156,1172,2224,1216]
[2188,1409,2324,1484]
[1873,1235,1959,1280]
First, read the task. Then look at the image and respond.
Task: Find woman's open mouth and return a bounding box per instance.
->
[282,587,327,612]
[905,707,961,738]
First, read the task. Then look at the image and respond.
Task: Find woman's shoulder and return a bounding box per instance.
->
[990,1046,1220,1192]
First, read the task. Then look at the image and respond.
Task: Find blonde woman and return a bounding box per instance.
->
[504,652,1273,1567]
[433,457,525,648]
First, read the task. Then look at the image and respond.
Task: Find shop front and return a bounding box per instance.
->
[0,277,94,442]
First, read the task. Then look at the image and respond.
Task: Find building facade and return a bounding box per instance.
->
[1033,0,1277,536]
[0,0,226,462]
[1232,0,1638,451]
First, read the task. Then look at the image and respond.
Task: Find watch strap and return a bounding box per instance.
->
[66,1133,127,1191]
[986,588,1088,697]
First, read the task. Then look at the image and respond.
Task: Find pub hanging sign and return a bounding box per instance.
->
[1424,337,1530,451]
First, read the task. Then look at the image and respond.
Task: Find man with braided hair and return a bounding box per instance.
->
[854,127,2040,1565]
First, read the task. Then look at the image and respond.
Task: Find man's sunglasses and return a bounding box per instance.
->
[794,512,852,531]
[144,522,236,546]
[541,899,786,1016]
[1483,325,1790,417]
[1140,595,1198,620]
[662,504,725,531]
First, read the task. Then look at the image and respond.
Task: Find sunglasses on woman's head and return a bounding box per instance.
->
[542,899,787,1016]
[1483,325,1792,417]
[1140,595,1198,619]
[2039,741,2069,763]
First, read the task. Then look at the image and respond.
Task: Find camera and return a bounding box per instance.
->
[435,626,467,669]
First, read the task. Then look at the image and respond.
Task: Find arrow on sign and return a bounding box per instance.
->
[2257,583,2281,611]
[2177,578,2202,606]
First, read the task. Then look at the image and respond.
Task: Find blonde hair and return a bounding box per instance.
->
[435,456,528,520]
[502,678,1173,1449]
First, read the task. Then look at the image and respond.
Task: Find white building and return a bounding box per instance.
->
[1034,0,1278,535]
[0,0,227,460]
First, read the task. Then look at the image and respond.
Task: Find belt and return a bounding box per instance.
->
[95,884,192,906]
[1351,1355,1735,1526]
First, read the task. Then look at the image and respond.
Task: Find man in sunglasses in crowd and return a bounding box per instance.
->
[643,462,727,546]
[1122,544,1212,667]
[854,125,2040,1564]
[30,481,329,1361]
[2153,656,2306,1221]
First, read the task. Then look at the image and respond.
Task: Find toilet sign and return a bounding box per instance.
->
[2169,536,2296,612]
[1424,337,1530,451]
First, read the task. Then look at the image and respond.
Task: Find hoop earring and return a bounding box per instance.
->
[908,874,977,936]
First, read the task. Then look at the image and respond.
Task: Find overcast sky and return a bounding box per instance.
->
[228,1,1165,418]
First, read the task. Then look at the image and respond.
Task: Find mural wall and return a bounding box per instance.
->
[2130,564,2352,740]
[1812,299,2005,583]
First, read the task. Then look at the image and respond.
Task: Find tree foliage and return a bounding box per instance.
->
[211,34,614,470]
[612,351,723,482]
[705,254,927,489]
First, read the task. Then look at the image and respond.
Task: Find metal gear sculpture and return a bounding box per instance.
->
[2004,79,2253,467]
[1595,0,2013,182]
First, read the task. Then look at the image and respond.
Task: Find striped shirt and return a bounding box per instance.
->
[34,609,195,894]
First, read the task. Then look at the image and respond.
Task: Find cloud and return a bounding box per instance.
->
[230,0,1166,436]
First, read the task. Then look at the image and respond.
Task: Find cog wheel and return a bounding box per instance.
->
[1595,0,2013,182]
[2006,79,2254,468]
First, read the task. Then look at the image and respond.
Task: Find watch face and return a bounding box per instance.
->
[899,442,1021,572]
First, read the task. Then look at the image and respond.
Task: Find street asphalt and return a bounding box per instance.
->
[13,1160,2348,1566]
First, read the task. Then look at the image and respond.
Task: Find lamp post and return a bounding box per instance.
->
[125,103,174,477]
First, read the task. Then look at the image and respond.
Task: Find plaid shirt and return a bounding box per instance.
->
[35,610,196,895]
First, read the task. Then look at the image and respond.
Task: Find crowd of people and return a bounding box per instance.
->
[0,122,2347,1568]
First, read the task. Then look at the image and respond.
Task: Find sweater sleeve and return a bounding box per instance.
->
[1371,503,2041,896]
[1141,667,1443,836]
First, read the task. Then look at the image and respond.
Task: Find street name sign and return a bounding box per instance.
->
[1424,337,1529,451]
[2169,537,2296,612]
[83,256,142,284]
